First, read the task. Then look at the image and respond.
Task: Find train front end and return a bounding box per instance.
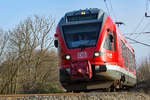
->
[54,8,112,91]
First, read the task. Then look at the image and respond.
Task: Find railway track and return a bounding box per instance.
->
[0,92,149,100]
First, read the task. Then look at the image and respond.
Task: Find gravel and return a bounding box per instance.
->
[0,92,150,100]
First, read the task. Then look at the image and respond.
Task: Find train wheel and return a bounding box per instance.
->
[105,87,116,92]
[113,79,124,90]
[105,88,111,92]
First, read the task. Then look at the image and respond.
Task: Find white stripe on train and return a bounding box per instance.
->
[105,65,136,79]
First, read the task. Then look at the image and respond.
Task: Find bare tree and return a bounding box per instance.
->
[0,29,9,64]
[137,58,150,82]
[0,15,58,94]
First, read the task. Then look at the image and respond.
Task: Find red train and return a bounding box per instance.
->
[54,8,136,92]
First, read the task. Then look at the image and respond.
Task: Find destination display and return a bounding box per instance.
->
[67,14,98,22]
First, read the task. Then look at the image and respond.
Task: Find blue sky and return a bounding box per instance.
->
[0,0,149,63]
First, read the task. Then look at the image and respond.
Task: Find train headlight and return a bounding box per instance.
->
[66,55,71,60]
[94,52,105,57]
[94,52,100,57]
[64,54,71,60]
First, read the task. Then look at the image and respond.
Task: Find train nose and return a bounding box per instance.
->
[71,61,92,80]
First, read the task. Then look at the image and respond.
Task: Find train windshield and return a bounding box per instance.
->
[62,22,102,49]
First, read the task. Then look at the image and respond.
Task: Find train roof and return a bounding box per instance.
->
[58,8,108,25]
[62,8,108,23]
[65,8,105,16]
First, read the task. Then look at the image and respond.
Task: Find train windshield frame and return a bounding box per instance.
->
[62,22,102,49]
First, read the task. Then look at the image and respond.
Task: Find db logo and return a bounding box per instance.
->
[77,52,87,59]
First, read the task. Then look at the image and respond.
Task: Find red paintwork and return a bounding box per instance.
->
[55,16,136,80]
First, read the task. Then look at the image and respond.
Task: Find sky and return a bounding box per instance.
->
[0,0,150,64]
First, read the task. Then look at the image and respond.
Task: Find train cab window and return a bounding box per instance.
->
[103,32,114,51]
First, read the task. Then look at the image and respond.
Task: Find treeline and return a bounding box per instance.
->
[0,15,64,94]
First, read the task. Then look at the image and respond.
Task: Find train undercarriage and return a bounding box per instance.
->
[60,64,136,92]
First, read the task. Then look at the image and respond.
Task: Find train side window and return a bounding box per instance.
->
[121,41,128,67]
[103,32,113,51]
[113,31,117,52]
